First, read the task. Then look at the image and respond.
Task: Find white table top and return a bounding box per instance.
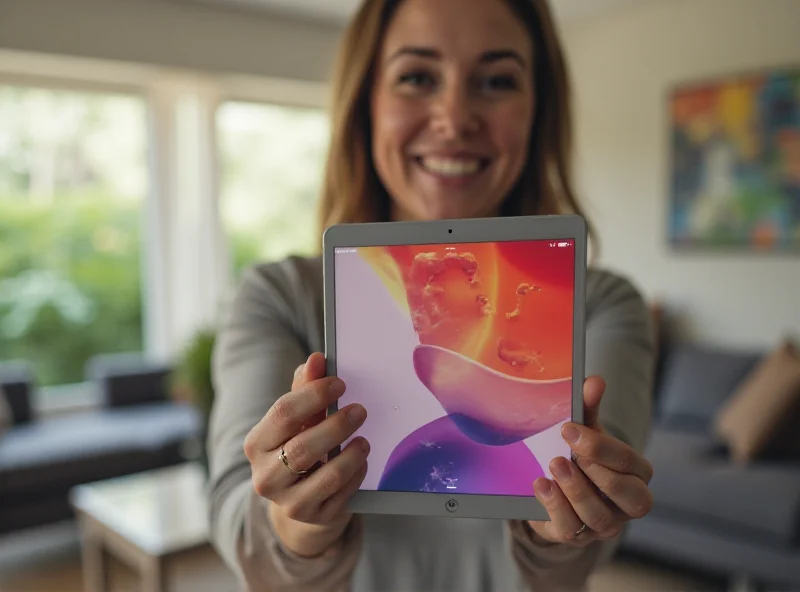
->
[70,463,209,557]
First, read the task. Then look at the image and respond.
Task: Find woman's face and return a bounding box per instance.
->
[370,0,535,222]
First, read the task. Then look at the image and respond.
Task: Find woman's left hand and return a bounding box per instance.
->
[527,376,654,547]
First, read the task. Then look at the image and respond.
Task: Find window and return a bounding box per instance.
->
[217,101,330,277]
[0,85,147,387]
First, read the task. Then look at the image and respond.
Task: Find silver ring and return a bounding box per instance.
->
[279,447,308,476]
[574,522,588,538]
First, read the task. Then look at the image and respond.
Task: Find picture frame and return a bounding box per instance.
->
[667,65,800,252]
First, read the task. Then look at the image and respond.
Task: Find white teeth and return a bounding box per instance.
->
[420,157,481,177]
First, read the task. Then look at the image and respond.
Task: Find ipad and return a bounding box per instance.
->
[323,215,586,521]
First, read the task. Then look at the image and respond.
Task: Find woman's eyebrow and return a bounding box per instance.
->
[386,47,526,67]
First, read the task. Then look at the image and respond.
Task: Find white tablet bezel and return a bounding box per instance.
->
[323,215,587,521]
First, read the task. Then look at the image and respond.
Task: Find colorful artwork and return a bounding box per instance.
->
[668,68,800,250]
[334,239,575,497]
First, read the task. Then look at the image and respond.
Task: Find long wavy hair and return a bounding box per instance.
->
[317,0,595,246]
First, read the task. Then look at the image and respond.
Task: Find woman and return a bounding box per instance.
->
[207,0,655,590]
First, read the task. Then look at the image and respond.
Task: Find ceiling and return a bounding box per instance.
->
[204,0,664,26]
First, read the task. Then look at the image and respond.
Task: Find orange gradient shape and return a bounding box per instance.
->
[360,240,574,381]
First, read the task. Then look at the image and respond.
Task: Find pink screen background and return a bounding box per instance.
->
[334,240,575,497]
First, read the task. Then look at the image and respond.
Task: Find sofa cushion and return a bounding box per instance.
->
[0,360,34,425]
[86,353,172,408]
[645,426,800,545]
[0,402,201,494]
[657,344,761,430]
[713,340,800,464]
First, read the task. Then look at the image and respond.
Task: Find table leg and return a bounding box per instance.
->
[141,555,168,592]
[82,531,110,592]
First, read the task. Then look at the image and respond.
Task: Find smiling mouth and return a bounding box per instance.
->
[415,156,490,178]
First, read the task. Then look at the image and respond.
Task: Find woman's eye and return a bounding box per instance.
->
[398,71,436,88]
[478,75,519,92]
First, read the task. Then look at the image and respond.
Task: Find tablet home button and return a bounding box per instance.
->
[445,499,458,513]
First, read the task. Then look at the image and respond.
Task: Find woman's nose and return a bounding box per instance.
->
[430,87,480,139]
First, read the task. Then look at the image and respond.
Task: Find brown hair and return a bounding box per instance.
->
[317,0,596,245]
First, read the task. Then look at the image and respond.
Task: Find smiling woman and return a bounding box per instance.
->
[208,1,655,591]
[369,4,535,221]
[317,0,593,239]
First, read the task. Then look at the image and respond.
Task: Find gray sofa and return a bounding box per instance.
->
[620,341,800,590]
[0,356,201,535]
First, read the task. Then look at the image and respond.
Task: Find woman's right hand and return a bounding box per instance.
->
[243,352,370,557]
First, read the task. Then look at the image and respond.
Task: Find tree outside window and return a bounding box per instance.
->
[0,86,146,387]
[217,101,330,277]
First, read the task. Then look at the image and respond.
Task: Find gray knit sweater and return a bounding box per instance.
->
[207,255,654,592]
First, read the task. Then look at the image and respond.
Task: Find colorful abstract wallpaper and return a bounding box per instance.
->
[334,239,575,497]
[668,68,800,251]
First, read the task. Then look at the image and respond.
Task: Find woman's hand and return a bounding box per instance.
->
[243,352,369,557]
[528,376,654,547]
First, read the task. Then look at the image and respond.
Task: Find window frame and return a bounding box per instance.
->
[0,49,329,416]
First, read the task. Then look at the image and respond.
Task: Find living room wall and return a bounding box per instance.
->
[0,0,342,82]
[562,0,800,348]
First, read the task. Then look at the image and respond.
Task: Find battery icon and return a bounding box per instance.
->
[557,241,569,247]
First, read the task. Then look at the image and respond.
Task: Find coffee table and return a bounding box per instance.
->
[70,463,210,592]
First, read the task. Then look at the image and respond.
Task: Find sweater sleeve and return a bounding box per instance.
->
[206,261,363,592]
[508,270,656,591]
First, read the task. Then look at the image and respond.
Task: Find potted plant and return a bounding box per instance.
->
[171,328,216,476]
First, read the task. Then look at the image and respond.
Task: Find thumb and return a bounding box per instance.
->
[582,375,605,428]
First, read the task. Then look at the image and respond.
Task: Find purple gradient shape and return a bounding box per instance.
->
[412,344,572,446]
[378,415,544,496]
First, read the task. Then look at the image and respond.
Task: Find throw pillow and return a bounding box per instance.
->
[713,340,800,464]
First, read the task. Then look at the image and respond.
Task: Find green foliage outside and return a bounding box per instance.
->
[0,88,329,389]
[217,101,329,278]
[0,85,147,387]
[0,192,144,386]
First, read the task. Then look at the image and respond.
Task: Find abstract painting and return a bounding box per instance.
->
[668,67,800,251]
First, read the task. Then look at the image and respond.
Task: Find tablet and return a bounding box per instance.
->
[323,215,586,521]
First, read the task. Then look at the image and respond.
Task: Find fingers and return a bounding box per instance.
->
[255,376,347,452]
[317,458,369,522]
[533,477,592,546]
[289,353,335,435]
[293,353,326,391]
[278,437,371,524]
[562,424,653,483]
[575,456,654,520]
[252,404,367,496]
[283,404,367,473]
[582,376,606,428]
[549,457,623,539]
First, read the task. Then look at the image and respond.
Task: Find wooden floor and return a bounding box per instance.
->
[0,522,724,592]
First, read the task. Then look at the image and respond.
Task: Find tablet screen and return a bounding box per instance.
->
[333,239,575,497]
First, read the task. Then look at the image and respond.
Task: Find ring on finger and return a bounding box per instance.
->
[279,446,309,476]
[574,522,589,538]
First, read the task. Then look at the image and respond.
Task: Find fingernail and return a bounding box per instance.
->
[329,378,345,396]
[359,438,371,454]
[347,405,366,425]
[562,425,581,444]
[536,479,553,499]
[551,458,572,482]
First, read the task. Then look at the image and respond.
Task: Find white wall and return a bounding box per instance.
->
[562,0,800,349]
